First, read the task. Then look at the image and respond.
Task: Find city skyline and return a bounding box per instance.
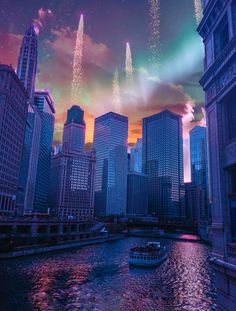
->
[0,0,205,181]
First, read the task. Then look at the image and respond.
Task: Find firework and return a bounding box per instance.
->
[194,0,203,25]
[71,14,84,103]
[125,42,133,83]
[148,0,160,67]
[112,69,121,113]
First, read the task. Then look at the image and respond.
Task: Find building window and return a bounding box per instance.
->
[205,38,213,68]
[214,15,229,59]
[227,99,236,140]
[232,0,236,34]
[230,200,236,241]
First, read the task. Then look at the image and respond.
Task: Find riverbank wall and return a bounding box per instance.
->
[0,234,125,259]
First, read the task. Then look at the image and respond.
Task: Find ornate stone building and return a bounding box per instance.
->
[198,0,236,309]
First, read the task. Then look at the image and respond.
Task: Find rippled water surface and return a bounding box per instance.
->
[0,237,217,311]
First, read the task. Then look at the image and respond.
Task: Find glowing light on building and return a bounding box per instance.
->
[125,42,133,83]
[148,0,160,67]
[194,0,203,25]
[112,69,121,113]
[71,14,84,103]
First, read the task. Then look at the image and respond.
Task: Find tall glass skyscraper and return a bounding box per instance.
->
[190,126,208,191]
[142,110,184,219]
[93,112,128,216]
[62,105,85,153]
[130,138,142,173]
[31,91,55,214]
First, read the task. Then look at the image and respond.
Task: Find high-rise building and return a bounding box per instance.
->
[31,91,55,214]
[184,182,205,225]
[93,112,128,216]
[142,110,184,219]
[130,138,142,173]
[16,25,40,215]
[19,92,55,215]
[198,1,236,308]
[49,106,95,220]
[190,125,210,239]
[16,25,38,101]
[62,105,85,153]
[190,126,208,191]
[127,172,148,217]
[0,65,28,216]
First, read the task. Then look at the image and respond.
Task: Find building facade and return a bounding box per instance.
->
[93,112,128,216]
[49,150,96,220]
[142,110,184,219]
[31,91,55,214]
[16,25,41,215]
[127,172,148,217]
[198,0,236,309]
[16,25,37,101]
[49,105,95,221]
[130,138,142,173]
[0,65,28,216]
[190,125,210,239]
[184,182,205,226]
[62,105,85,153]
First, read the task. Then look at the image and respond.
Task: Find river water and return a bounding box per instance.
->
[0,237,217,311]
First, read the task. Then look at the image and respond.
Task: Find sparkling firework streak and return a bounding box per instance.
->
[71,14,84,103]
[112,69,121,113]
[148,0,160,66]
[125,42,133,83]
[194,0,203,25]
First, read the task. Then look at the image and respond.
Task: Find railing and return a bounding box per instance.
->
[227,243,236,262]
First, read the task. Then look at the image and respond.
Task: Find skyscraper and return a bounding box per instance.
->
[62,105,85,153]
[142,110,184,219]
[190,126,208,191]
[93,112,128,216]
[0,65,28,215]
[198,1,236,308]
[49,106,95,220]
[16,25,40,214]
[190,125,210,239]
[16,25,38,101]
[31,91,55,214]
[130,138,142,173]
[127,172,148,217]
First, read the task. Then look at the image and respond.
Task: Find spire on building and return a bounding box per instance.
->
[17,24,38,101]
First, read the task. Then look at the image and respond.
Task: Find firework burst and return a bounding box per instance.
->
[71,14,84,103]
[148,0,160,67]
[125,42,133,83]
[194,0,203,25]
[112,69,121,113]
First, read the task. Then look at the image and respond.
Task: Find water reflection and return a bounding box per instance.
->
[0,238,217,311]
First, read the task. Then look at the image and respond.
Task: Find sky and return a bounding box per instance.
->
[0,0,205,181]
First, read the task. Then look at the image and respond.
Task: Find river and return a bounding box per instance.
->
[0,237,217,311]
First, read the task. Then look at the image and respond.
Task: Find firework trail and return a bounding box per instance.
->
[148,0,160,67]
[194,0,203,25]
[125,42,133,83]
[71,14,84,103]
[112,69,121,113]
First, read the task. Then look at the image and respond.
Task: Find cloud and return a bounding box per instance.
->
[33,8,54,34]
[0,32,22,67]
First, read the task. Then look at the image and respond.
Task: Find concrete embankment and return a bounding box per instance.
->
[0,235,125,259]
[128,232,200,242]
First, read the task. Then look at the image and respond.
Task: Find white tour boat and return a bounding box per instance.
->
[129,242,167,267]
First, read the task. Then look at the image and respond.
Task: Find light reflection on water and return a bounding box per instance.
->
[0,237,217,311]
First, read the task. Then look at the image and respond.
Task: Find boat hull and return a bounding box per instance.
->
[129,254,167,267]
